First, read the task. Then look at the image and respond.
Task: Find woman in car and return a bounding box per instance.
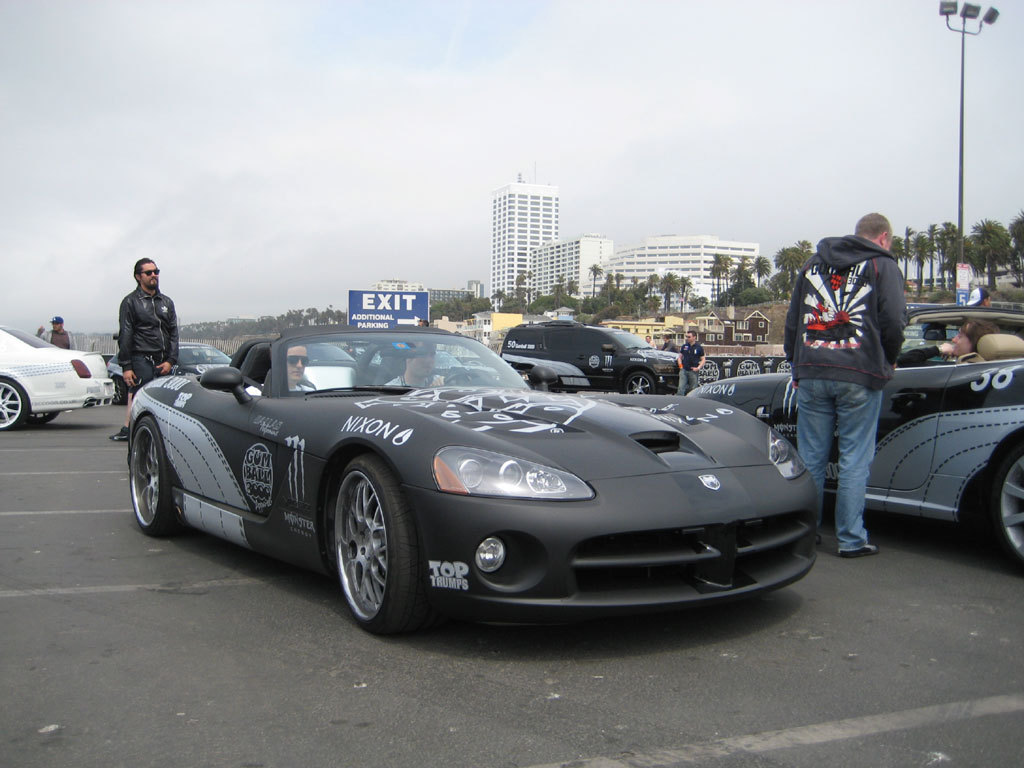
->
[896,319,999,367]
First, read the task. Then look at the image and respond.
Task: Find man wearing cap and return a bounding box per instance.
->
[967,287,991,307]
[36,317,75,350]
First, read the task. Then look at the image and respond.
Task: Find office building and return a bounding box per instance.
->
[531,234,615,299]
[606,235,760,309]
[490,178,559,300]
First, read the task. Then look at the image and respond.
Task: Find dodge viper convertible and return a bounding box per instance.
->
[691,308,1024,568]
[128,326,816,633]
[0,325,115,431]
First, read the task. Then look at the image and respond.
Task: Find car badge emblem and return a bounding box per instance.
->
[699,474,721,491]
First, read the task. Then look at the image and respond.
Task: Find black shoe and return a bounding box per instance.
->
[109,426,129,442]
[839,544,879,558]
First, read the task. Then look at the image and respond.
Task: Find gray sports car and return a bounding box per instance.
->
[692,306,1024,568]
[128,326,817,633]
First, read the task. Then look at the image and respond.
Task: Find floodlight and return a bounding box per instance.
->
[961,3,981,18]
[982,7,999,24]
[939,1,957,16]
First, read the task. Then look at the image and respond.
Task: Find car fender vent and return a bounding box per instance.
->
[630,430,680,454]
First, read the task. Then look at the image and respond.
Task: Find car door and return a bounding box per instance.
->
[869,364,955,492]
[557,328,617,391]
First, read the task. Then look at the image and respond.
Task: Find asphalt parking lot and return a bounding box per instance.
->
[2,406,1023,768]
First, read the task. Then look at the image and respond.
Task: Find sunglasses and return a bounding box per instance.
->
[139,269,160,276]
[287,355,308,366]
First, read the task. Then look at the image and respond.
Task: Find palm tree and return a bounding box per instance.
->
[588,263,604,299]
[566,278,579,297]
[524,270,535,306]
[937,222,959,290]
[903,226,915,278]
[912,233,931,297]
[553,274,567,307]
[753,256,772,287]
[1008,210,1024,287]
[491,290,506,311]
[970,219,1012,291]
[773,245,805,291]
[711,254,732,301]
[926,224,939,292]
[659,273,680,314]
[731,256,753,291]
[678,275,693,310]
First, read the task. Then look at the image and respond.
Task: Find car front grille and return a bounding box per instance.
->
[571,511,811,595]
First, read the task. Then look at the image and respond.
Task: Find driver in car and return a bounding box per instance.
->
[287,345,316,391]
[896,319,999,367]
[387,342,444,387]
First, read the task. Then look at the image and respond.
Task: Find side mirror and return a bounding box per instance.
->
[528,365,559,391]
[200,366,252,404]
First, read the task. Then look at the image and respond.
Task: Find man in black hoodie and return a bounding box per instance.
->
[784,213,906,558]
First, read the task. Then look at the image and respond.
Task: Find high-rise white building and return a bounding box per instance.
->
[531,234,615,299]
[605,235,760,310]
[490,179,559,300]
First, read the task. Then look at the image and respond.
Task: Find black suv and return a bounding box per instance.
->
[501,321,680,394]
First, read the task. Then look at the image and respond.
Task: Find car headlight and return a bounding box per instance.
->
[768,429,805,479]
[433,446,594,500]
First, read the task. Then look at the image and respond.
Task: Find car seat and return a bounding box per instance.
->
[976,334,1024,361]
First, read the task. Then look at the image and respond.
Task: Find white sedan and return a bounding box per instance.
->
[0,325,115,430]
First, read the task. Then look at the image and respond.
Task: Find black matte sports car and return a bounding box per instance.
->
[128,326,817,633]
[691,306,1024,568]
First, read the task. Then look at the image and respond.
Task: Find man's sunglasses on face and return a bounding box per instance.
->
[287,355,308,366]
[139,269,160,276]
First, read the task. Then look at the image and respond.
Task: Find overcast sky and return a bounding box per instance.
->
[2,0,1021,333]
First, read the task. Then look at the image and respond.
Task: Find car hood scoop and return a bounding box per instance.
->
[366,389,772,478]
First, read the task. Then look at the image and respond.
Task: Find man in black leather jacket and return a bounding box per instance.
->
[110,259,178,441]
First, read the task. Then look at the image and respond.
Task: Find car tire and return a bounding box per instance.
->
[129,415,180,537]
[990,443,1024,567]
[112,375,128,405]
[330,454,438,634]
[0,378,30,431]
[623,370,655,395]
[27,412,59,425]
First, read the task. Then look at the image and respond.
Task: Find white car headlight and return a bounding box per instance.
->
[768,429,805,479]
[433,446,594,500]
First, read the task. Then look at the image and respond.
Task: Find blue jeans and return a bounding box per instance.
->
[796,378,883,552]
[679,370,699,394]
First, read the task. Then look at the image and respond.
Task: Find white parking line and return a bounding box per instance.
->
[0,509,130,516]
[0,577,262,599]
[526,693,1024,767]
[0,470,126,475]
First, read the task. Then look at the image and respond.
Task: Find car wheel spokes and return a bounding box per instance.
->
[131,428,160,525]
[337,471,388,620]
[999,456,1024,554]
[0,383,22,427]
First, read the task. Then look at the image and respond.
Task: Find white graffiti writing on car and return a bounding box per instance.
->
[285,435,305,502]
[151,376,189,391]
[970,365,1023,392]
[242,443,273,512]
[283,510,314,538]
[173,392,192,409]
[696,382,736,397]
[341,415,414,445]
[428,560,469,590]
[253,415,283,437]
[353,389,597,434]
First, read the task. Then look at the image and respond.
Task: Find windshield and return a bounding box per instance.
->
[279,332,530,393]
[178,345,231,365]
[607,329,652,350]
[1,327,53,349]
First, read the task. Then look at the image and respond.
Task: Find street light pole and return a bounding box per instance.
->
[939,2,999,266]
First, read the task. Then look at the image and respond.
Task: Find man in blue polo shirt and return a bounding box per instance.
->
[677,330,705,394]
